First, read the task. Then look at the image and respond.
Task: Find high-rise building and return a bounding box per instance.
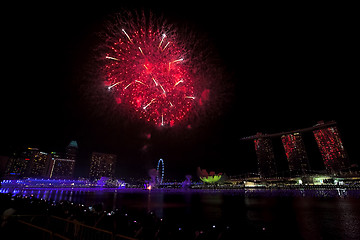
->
[48,152,75,179]
[254,133,277,178]
[65,141,78,161]
[6,147,51,178]
[5,143,77,179]
[4,152,29,178]
[281,132,309,175]
[46,141,78,179]
[26,148,51,177]
[313,123,349,173]
[89,152,117,180]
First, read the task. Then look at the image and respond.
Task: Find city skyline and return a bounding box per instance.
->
[2,121,354,180]
[2,2,357,179]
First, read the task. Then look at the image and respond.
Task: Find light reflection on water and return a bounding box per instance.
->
[1,188,359,204]
[1,188,360,238]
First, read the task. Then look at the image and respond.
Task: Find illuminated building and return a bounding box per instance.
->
[313,123,349,173]
[4,152,29,177]
[242,120,349,176]
[48,156,75,179]
[254,133,277,178]
[5,148,49,178]
[197,167,222,183]
[5,142,77,179]
[46,141,78,179]
[281,133,309,175]
[27,149,51,177]
[89,152,117,180]
[200,175,222,183]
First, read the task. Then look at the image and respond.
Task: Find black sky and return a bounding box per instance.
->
[2,2,358,179]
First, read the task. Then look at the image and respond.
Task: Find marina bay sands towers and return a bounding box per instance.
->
[245,121,349,178]
[281,133,309,175]
[313,124,349,173]
[254,135,277,178]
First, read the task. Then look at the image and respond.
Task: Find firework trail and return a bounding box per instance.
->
[98,11,224,128]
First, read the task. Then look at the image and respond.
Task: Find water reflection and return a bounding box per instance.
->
[200,193,223,221]
[113,191,117,211]
[336,199,360,238]
[147,191,164,218]
[1,187,360,239]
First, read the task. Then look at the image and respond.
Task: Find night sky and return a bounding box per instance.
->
[2,2,358,179]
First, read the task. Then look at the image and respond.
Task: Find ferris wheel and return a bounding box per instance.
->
[156,158,165,184]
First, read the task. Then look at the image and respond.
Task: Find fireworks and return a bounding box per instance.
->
[100,12,201,127]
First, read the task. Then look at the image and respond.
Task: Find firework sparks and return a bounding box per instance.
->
[107,81,122,90]
[143,98,156,110]
[100,12,200,127]
[105,56,120,61]
[162,41,171,51]
[158,34,166,48]
[122,28,132,43]
[98,11,222,128]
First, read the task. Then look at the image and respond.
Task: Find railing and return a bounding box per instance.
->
[17,219,70,240]
[12,215,137,240]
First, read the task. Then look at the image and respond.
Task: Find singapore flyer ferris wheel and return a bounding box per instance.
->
[156,158,165,184]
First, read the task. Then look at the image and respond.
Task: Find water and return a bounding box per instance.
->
[2,187,360,239]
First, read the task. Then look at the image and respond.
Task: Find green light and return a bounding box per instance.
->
[200,175,222,183]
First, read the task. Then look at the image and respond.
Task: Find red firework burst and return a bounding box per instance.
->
[101,13,198,127]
